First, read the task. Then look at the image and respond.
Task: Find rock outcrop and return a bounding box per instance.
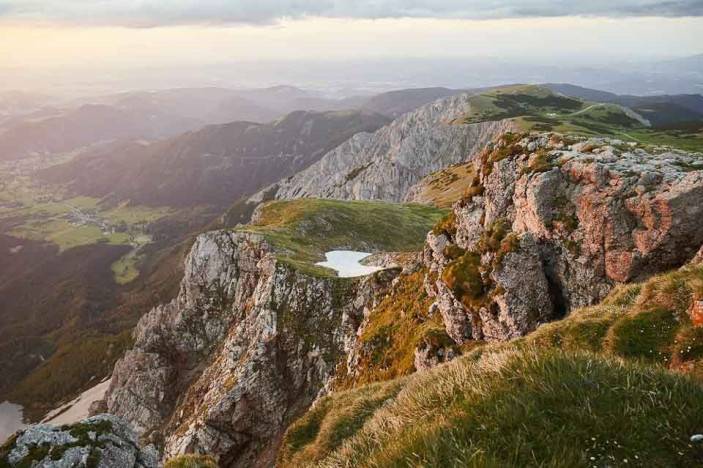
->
[265,93,517,202]
[97,127,703,466]
[100,230,397,466]
[425,133,703,343]
[0,415,158,468]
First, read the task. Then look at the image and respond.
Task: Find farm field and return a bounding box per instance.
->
[0,157,172,284]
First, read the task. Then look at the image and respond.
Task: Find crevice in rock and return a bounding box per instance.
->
[540,249,568,320]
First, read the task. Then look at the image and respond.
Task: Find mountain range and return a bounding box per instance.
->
[0,86,464,161]
[1,81,703,467]
[39,110,389,208]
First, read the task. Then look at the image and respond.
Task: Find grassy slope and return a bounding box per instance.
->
[164,454,218,468]
[239,199,446,276]
[334,270,450,388]
[282,349,703,467]
[279,261,703,467]
[408,162,476,208]
[463,85,703,153]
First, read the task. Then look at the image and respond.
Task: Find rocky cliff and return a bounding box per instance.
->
[267,93,516,202]
[424,133,703,343]
[86,131,703,467]
[99,228,398,466]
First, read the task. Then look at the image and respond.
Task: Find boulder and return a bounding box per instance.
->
[0,415,157,468]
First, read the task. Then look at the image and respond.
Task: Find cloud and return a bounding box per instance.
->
[1,0,702,26]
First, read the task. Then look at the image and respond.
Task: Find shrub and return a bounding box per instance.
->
[432,211,457,237]
[442,252,484,308]
[493,233,520,268]
[477,219,509,253]
[522,148,554,174]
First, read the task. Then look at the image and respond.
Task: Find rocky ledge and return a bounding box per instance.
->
[0,415,158,468]
[96,230,398,466]
[425,133,703,343]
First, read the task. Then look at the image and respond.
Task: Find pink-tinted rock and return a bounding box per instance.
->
[425,133,703,344]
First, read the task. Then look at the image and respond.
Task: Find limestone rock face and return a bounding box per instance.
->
[483,233,554,341]
[106,232,270,438]
[101,230,396,467]
[265,93,517,202]
[425,133,703,343]
[0,415,158,468]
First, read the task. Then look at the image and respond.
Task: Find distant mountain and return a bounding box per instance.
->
[656,53,703,73]
[544,83,703,127]
[40,110,390,207]
[269,92,515,203]
[93,86,351,122]
[0,86,354,160]
[0,91,54,116]
[360,87,464,118]
[266,84,703,205]
[542,83,619,103]
[0,103,201,160]
[0,86,466,160]
[206,95,288,124]
[210,85,463,119]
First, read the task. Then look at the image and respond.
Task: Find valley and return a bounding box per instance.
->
[0,157,171,283]
[2,81,703,468]
[0,96,395,421]
[3,5,703,467]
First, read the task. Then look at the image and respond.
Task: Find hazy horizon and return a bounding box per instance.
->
[1,53,702,99]
[0,1,701,96]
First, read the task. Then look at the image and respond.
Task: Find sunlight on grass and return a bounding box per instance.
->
[280,261,703,467]
[238,199,446,277]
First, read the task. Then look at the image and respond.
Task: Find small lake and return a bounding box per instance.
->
[315,251,383,277]
[0,401,26,443]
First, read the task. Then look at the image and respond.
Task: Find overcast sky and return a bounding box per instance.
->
[1,0,703,25]
[0,1,701,92]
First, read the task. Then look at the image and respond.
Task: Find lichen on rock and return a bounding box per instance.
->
[0,415,158,468]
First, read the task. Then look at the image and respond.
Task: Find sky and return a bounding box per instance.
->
[0,1,701,93]
[1,1,702,25]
